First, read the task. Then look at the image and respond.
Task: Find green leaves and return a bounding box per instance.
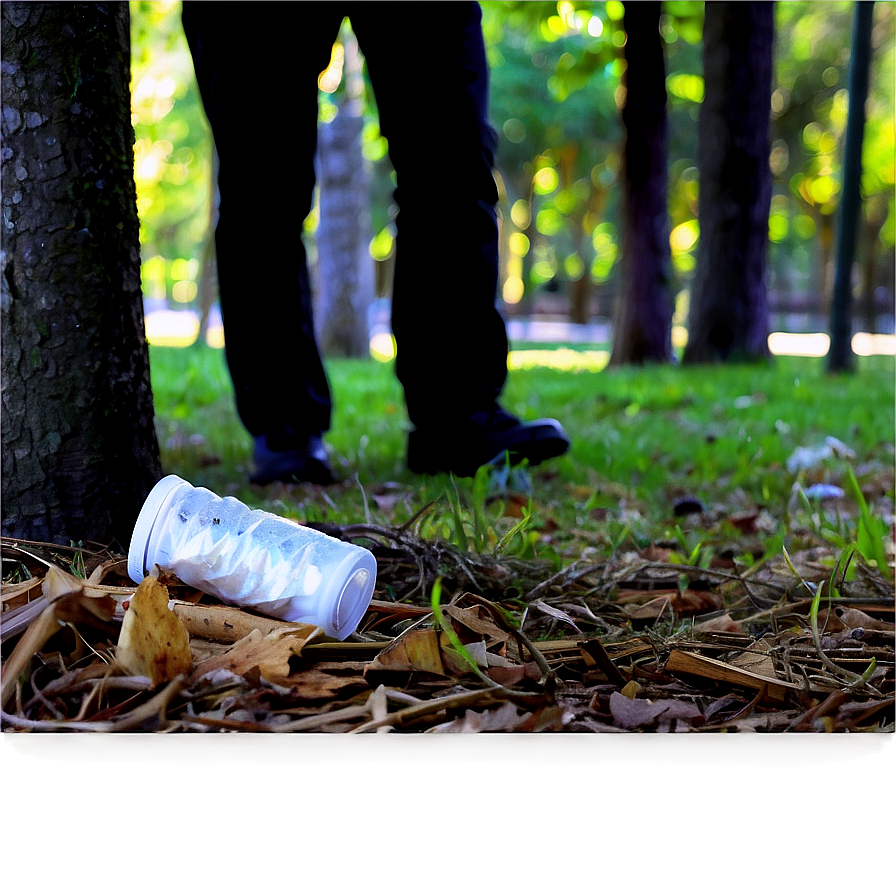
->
[845,466,892,577]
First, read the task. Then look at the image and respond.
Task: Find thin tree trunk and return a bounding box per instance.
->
[1,2,161,548]
[315,29,374,358]
[684,2,774,363]
[829,0,875,373]
[610,1,673,365]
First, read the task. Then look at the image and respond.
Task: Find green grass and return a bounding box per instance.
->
[148,342,895,574]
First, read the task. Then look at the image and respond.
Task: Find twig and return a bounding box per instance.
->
[1,602,62,709]
[1,675,186,732]
[523,561,584,602]
[27,667,64,719]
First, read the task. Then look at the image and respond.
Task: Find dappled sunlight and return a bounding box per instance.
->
[767,331,830,356]
[145,308,200,348]
[369,329,397,362]
[144,307,224,348]
[508,347,609,372]
[852,332,896,356]
[767,331,896,357]
[145,309,895,362]
[205,321,225,349]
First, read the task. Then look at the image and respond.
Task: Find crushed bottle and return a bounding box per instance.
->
[128,475,376,640]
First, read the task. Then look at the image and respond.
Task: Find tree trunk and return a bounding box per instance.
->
[197,146,220,344]
[828,0,875,373]
[610,1,673,365]
[315,31,374,358]
[1,2,161,549]
[684,2,774,363]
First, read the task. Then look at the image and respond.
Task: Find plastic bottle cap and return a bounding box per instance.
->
[329,563,375,640]
[127,475,189,584]
[318,546,377,639]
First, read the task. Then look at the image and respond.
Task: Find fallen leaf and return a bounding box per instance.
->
[832,607,894,633]
[193,627,317,687]
[609,691,703,731]
[626,594,674,621]
[626,588,723,621]
[693,613,747,634]
[116,575,192,686]
[445,603,511,644]
[365,630,446,676]
[729,639,777,678]
[276,666,368,700]
[531,599,582,632]
[1,577,43,612]
[430,702,533,733]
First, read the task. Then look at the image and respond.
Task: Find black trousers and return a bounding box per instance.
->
[181,1,509,438]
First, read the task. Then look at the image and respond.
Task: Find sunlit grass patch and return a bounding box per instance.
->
[508,347,609,372]
[149,344,895,577]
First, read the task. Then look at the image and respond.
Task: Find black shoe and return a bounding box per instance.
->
[250,432,337,486]
[407,406,570,477]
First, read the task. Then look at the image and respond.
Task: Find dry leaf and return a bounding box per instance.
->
[444,603,510,643]
[729,639,777,678]
[430,702,533,733]
[365,630,446,676]
[609,691,703,731]
[694,613,747,634]
[530,599,582,632]
[192,627,319,687]
[818,607,893,632]
[116,575,192,686]
[1,577,43,612]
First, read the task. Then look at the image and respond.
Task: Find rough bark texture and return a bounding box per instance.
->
[1,2,161,549]
[610,1,673,365]
[316,103,375,357]
[683,2,774,363]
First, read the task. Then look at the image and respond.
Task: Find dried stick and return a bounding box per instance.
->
[1,674,185,732]
[1,602,61,709]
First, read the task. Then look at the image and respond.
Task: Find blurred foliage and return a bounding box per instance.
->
[130,0,211,305]
[130,1,894,325]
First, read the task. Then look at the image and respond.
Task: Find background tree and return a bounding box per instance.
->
[1,2,161,548]
[315,24,376,358]
[684,1,775,363]
[767,2,894,329]
[829,1,876,373]
[610,1,673,364]
[129,2,893,358]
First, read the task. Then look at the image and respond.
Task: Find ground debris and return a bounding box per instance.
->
[2,535,892,733]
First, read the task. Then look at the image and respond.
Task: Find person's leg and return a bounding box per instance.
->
[182,2,344,483]
[350,2,568,474]
[350,2,504,425]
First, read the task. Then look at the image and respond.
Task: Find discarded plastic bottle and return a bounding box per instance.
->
[128,475,376,640]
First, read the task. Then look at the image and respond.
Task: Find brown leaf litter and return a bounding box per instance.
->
[1,529,893,733]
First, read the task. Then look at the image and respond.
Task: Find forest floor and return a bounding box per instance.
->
[0,521,893,734]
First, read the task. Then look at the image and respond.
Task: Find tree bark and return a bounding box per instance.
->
[610,1,674,365]
[315,31,375,358]
[1,2,161,548]
[684,2,774,363]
